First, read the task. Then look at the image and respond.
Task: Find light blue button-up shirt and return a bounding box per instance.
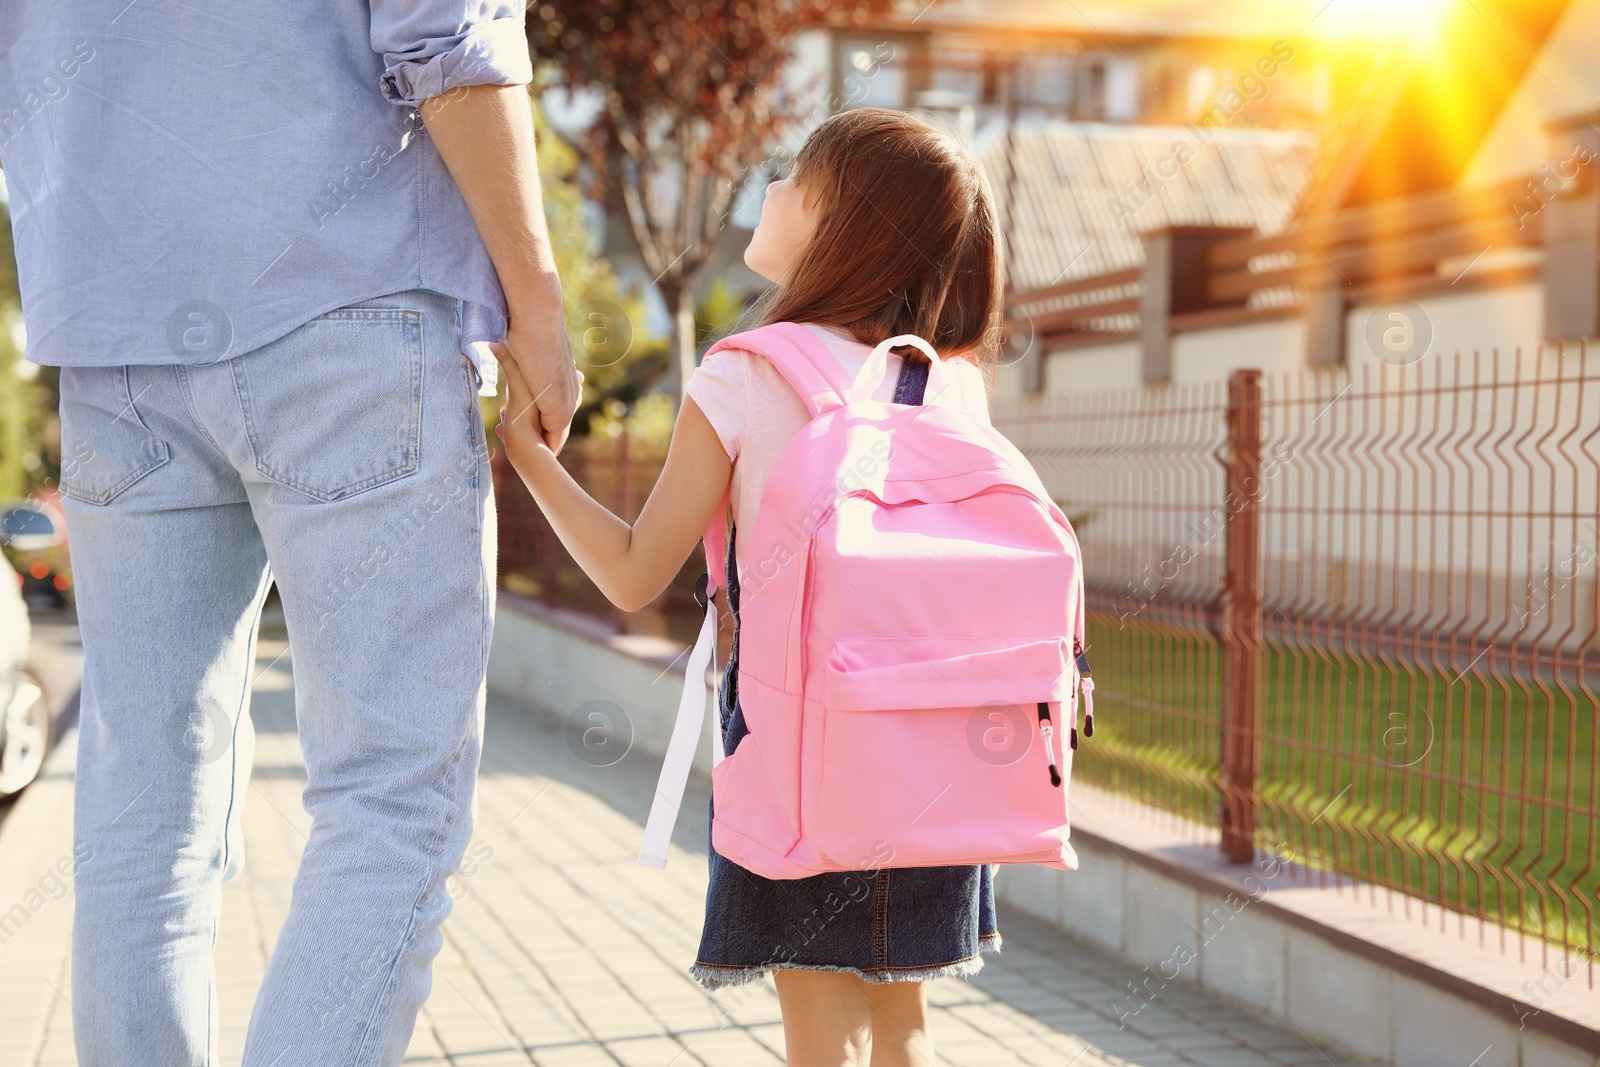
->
[0,1,532,381]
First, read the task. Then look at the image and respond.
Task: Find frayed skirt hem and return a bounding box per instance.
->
[691,933,1002,991]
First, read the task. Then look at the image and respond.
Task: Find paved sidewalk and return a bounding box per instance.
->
[0,635,1370,1067]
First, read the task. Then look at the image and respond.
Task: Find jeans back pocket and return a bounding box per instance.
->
[230,308,424,502]
[58,367,172,506]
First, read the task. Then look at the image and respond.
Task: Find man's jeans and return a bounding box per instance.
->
[59,291,496,1066]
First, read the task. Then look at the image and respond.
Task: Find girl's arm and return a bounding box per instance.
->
[494,351,734,613]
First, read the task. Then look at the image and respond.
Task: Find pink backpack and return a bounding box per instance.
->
[639,323,1093,879]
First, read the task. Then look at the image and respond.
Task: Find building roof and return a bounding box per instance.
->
[977,121,1317,292]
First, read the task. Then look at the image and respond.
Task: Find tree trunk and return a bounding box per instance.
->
[672,282,697,403]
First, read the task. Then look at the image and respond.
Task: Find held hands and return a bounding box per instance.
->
[491,312,583,455]
[494,328,581,466]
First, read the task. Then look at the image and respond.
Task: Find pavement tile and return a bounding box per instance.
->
[0,641,1380,1067]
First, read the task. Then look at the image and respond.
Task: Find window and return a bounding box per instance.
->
[837,37,906,110]
[929,48,984,106]
[1083,59,1108,120]
[1105,60,1140,121]
[1019,55,1073,110]
[1081,56,1140,122]
[1187,66,1218,116]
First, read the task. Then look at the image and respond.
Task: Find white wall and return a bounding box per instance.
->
[1042,339,1145,394]
[990,339,1143,405]
[1345,282,1545,367]
[1007,283,1548,400]
[1171,316,1305,382]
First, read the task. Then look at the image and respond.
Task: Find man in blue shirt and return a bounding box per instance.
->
[1,4,580,1064]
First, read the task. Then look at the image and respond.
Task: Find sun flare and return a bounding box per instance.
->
[1312,0,1456,43]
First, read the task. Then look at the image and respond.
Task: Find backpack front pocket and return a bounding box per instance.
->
[812,637,1076,870]
[823,637,1074,712]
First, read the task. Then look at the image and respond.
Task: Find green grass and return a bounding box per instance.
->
[1080,614,1600,951]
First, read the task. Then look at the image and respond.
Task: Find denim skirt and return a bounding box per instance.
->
[690,520,1001,990]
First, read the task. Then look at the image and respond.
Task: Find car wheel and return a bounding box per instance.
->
[0,671,51,796]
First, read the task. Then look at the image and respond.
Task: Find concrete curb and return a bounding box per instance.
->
[1000,795,1600,1067]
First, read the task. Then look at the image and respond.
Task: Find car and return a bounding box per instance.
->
[1,500,63,797]
[3,495,72,609]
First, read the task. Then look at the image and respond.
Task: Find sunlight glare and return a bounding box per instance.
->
[1314,0,1455,43]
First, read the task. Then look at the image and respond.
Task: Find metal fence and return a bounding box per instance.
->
[995,344,1599,978]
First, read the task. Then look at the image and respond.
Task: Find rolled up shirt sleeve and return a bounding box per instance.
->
[372,2,533,107]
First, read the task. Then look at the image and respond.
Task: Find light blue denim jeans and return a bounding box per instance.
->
[59,290,497,1066]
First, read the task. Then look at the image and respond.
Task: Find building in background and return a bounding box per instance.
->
[997,0,1589,398]
[562,0,1395,350]
[820,0,1376,134]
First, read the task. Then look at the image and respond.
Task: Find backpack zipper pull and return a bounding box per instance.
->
[1036,702,1062,787]
[1075,641,1095,739]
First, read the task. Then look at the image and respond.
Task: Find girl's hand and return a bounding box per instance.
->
[495,346,579,465]
[491,316,584,455]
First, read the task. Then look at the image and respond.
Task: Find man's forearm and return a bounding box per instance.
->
[421,81,581,451]
[420,84,561,313]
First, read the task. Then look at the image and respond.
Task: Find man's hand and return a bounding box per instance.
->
[420,83,583,451]
[499,342,576,460]
[491,306,584,453]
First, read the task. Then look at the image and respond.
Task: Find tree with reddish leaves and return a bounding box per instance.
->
[529,0,894,397]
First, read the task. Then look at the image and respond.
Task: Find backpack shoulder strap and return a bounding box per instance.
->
[698,322,855,593]
[704,322,854,420]
[704,491,731,597]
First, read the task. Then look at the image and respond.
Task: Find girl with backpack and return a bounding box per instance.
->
[496,107,1088,1067]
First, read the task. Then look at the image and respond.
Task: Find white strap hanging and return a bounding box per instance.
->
[638,592,720,868]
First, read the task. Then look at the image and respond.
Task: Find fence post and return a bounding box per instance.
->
[1139,226,1256,384]
[1220,369,1263,862]
[1541,110,1600,341]
[1304,284,1346,366]
[1138,231,1176,383]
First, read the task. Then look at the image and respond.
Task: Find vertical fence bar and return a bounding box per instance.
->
[1221,369,1263,862]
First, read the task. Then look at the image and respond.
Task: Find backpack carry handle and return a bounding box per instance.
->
[848,334,970,412]
[848,334,939,403]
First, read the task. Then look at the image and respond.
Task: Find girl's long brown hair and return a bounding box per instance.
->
[754,108,1005,378]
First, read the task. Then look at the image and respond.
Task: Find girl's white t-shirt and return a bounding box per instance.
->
[685,323,992,583]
